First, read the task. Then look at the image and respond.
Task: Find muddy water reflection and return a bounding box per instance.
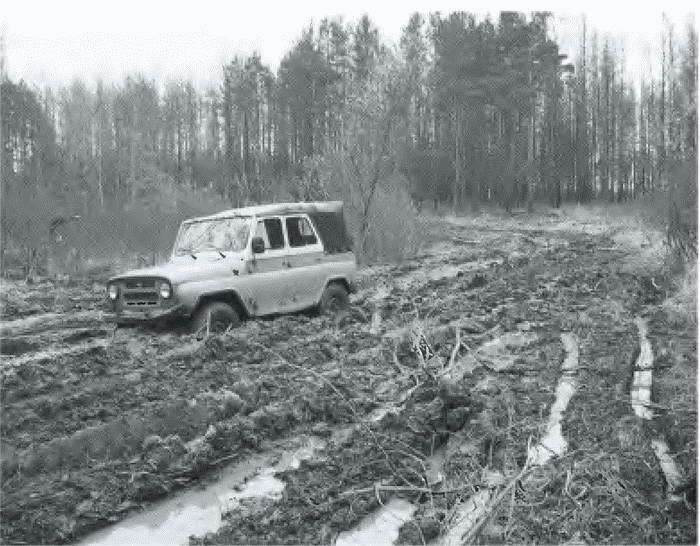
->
[80,437,324,546]
[335,498,416,546]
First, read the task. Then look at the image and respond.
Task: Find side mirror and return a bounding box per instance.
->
[251,236,265,254]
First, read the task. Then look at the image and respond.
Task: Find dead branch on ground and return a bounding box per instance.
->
[461,437,533,544]
[249,341,426,490]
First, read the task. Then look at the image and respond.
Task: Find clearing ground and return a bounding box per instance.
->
[0,209,696,545]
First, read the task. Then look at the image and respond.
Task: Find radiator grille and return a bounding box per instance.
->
[121,278,160,307]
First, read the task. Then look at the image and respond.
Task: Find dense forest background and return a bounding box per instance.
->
[0,11,697,271]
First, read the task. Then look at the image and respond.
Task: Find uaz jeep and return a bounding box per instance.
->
[106,201,357,332]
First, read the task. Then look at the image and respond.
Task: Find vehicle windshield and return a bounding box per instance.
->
[174,217,250,255]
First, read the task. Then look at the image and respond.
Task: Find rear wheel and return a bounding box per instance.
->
[191,301,241,335]
[318,283,349,315]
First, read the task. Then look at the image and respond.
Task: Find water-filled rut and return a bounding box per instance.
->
[80,436,325,546]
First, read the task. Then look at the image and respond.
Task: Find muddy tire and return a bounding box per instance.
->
[191,301,241,335]
[318,283,349,315]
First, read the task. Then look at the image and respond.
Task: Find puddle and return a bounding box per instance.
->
[529,333,579,466]
[651,439,685,500]
[427,443,504,545]
[370,311,383,334]
[438,328,537,386]
[477,331,538,371]
[335,498,416,546]
[427,264,464,281]
[80,437,325,546]
[630,318,654,420]
[629,319,684,501]
[433,489,491,546]
[424,448,446,487]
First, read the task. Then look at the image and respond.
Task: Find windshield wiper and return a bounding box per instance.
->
[217,250,226,258]
[190,254,197,260]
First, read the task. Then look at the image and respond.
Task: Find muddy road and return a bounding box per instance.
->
[1,213,695,544]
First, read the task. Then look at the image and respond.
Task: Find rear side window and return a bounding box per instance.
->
[286,216,318,247]
[308,212,352,253]
[255,218,285,250]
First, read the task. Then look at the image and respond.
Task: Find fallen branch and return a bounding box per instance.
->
[448,324,461,370]
[249,341,424,491]
[461,437,533,544]
[459,339,494,372]
[340,483,475,497]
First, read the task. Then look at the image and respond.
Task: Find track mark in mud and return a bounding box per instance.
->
[367,284,391,335]
[528,333,579,466]
[1,327,109,356]
[630,318,685,501]
[0,310,104,337]
[80,436,325,546]
[0,338,109,369]
[476,331,538,371]
[434,333,578,546]
[651,440,685,501]
[335,498,416,546]
[0,336,38,355]
[631,318,654,420]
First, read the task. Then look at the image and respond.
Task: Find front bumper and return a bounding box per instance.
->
[105,303,187,324]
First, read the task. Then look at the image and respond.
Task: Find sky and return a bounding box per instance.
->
[1,0,696,90]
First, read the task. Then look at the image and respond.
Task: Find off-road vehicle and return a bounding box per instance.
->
[106,201,357,332]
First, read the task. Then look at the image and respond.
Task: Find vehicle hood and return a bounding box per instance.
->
[109,252,245,284]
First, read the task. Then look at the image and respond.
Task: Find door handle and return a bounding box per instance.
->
[284,261,292,268]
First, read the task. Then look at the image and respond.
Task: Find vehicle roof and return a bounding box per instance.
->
[184,201,344,223]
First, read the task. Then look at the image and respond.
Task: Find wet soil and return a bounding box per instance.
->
[0,212,695,545]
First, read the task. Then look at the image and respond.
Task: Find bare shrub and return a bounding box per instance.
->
[0,184,63,278]
[304,158,424,265]
[2,174,227,278]
[363,186,423,263]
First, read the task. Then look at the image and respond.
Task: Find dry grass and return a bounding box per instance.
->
[663,261,698,328]
[561,202,696,329]
[556,203,667,274]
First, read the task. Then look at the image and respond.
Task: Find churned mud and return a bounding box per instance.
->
[1,212,696,544]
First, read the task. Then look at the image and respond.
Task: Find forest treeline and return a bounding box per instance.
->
[0,11,697,269]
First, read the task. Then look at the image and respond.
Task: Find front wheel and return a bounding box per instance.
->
[318,283,349,315]
[191,301,241,335]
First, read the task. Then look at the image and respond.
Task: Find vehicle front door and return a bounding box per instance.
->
[246,217,293,315]
[282,214,328,310]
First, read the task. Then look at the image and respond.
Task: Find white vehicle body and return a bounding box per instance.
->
[106,201,357,324]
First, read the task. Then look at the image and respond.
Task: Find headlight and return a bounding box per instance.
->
[159,282,172,299]
[107,284,119,300]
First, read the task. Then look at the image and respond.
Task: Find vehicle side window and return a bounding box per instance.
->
[285,216,318,247]
[255,218,285,250]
